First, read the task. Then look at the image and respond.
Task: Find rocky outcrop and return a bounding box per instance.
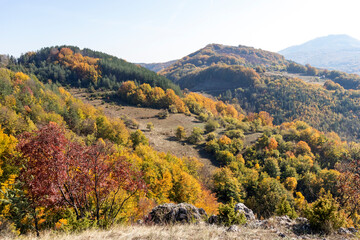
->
[145,203,207,225]
[234,203,256,221]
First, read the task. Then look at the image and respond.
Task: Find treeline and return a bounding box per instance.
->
[230,75,360,141]
[0,68,216,235]
[7,46,182,95]
[287,62,360,89]
[116,80,243,119]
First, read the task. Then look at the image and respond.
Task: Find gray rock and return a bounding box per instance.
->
[227,225,239,232]
[234,203,256,220]
[208,215,218,225]
[348,227,357,233]
[278,232,286,238]
[338,227,351,235]
[145,203,207,225]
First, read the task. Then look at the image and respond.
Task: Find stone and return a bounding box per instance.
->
[227,225,239,232]
[145,203,207,225]
[347,227,357,233]
[208,215,218,225]
[234,203,256,220]
[278,232,286,238]
[338,227,351,235]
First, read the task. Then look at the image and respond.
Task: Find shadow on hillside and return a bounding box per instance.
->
[195,144,221,168]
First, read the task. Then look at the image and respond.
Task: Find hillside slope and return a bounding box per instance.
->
[279,34,360,74]
[8,46,182,95]
[160,43,288,82]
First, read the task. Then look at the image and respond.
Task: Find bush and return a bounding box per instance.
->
[175,126,186,140]
[146,122,154,132]
[157,109,169,119]
[187,127,204,144]
[225,129,244,139]
[218,198,246,226]
[205,120,220,133]
[304,190,345,233]
[275,196,298,219]
[130,130,149,147]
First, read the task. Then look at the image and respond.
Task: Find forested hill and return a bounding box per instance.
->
[6,46,182,95]
[159,43,288,82]
[156,43,360,141]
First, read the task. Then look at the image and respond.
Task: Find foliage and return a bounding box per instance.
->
[146,122,154,132]
[275,196,298,219]
[187,127,204,144]
[218,198,246,226]
[205,119,220,133]
[17,123,146,227]
[304,190,345,233]
[160,43,286,82]
[13,46,181,94]
[175,126,186,141]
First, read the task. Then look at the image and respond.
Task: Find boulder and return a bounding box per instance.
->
[348,227,357,233]
[208,215,219,225]
[145,203,207,225]
[338,227,351,235]
[234,203,256,221]
[227,225,239,232]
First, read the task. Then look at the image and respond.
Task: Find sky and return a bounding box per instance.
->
[1,0,360,62]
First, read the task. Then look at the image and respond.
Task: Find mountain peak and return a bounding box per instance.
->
[279,34,360,74]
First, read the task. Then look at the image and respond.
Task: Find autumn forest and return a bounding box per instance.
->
[0,44,360,238]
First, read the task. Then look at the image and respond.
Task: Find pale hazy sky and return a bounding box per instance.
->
[1,0,360,62]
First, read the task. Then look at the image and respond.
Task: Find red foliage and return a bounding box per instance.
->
[17,123,145,223]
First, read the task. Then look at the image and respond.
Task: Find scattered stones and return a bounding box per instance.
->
[278,232,286,238]
[234,203,256,221]
[145,203,207,225]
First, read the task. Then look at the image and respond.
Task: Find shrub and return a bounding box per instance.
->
[225,129,244,139]
[304,190,345,233]
[187,127,204,144]
[206,132,216,141]
[175,126,186,140]
[205,120,220,133]
[218,198,246,226]
[275,196,298,219]
[146,122,154,132]
[130,129,149,147]
[157,109,169,119]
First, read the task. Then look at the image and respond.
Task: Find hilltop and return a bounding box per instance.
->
[279,34,360,74]
[159,43,288,82]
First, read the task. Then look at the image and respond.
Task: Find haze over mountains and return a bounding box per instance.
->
[279,34,360,74]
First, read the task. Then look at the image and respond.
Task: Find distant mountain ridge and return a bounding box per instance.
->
[138,60,177,73]
[279,34,360,74]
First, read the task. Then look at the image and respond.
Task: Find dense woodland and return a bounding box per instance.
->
[0,68,216,236]
[155,45,360,141]
[1,46,360,236]
[6,46,181,95]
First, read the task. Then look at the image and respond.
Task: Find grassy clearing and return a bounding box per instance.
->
[7,223,356,240]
